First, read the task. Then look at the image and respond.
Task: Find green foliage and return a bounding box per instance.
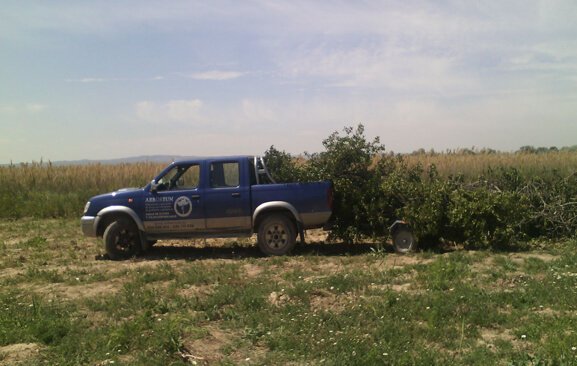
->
[446,187,528,248]
[262,124,576,248]
[262,145,304,183]
[304,125,386,242]
[385,164,454,245]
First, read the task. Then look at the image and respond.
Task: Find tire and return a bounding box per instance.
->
[103,219,141,260]
[392,226,416,254]
[257,214,297,256]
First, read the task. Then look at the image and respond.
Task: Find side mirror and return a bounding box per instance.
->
[150,179,159,192]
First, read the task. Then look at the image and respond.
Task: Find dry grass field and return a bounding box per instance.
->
[2,150,576,220]
[402,150,577,179]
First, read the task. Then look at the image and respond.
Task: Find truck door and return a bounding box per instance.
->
[204,160,251,232]
[143,163,206,233]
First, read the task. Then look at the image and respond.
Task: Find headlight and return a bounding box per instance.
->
[83,201,91,214]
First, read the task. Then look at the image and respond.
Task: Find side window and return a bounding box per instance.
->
[157,164,199,191]
[210,162,240,188]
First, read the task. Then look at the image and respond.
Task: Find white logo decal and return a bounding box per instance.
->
[174,196,193,217]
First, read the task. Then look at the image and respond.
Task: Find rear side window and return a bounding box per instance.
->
[210,162,240,188]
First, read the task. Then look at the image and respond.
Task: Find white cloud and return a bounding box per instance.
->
[186,71,244,81]
[504,40,577,73]
[135,99,203,123]
[276,42,478,99]
[267,1,577,97]
[26,104,46,113]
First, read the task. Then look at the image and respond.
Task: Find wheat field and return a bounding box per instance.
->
[1,151,575,219]
[402,150,577,178]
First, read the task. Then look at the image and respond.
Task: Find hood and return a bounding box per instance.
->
[116,187,140,193]
[90,187,143,201]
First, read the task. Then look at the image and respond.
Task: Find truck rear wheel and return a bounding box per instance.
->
[103,219,141,260]
[257,214,296,256]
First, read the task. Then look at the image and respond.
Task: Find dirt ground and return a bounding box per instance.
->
[0,220,563,365]
[1,223,558,306]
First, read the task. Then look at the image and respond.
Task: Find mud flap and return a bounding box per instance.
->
[298,222,306,245]
[140,231,152,253]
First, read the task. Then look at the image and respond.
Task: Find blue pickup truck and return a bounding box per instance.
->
[81,156,333,259]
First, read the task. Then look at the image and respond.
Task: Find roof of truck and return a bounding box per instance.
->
[171,155,256,165]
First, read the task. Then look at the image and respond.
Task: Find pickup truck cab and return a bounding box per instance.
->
[81,156,333,259]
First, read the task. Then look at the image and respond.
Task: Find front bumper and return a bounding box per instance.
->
[81,216,97,237]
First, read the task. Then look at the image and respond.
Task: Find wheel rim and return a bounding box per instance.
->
[114,227,137,254]
[394,230,414,251]
[264,222,289,250]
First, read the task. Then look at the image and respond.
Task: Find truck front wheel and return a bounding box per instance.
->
[103,219,141,260]
[257,214,297,256]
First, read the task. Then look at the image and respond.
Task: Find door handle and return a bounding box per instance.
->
[231,193,241,198]
[191,195,201,200]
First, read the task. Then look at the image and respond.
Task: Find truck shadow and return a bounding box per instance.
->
[139,242,394,261]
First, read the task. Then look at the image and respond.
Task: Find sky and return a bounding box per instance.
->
[1,1,576,163]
